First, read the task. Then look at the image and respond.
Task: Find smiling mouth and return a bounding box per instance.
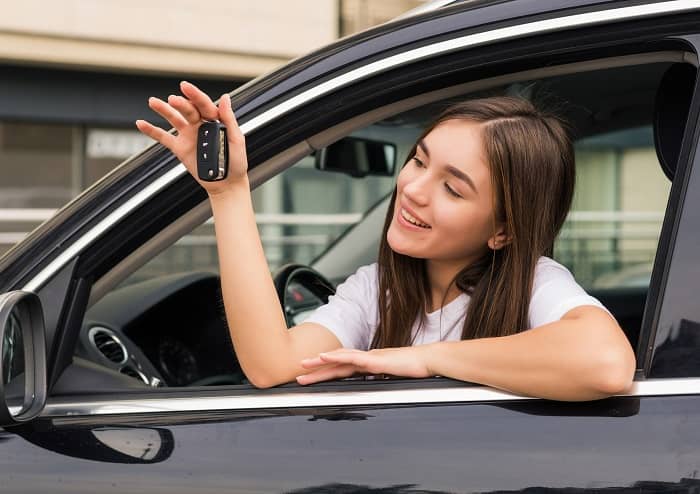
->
[400,208,431,229]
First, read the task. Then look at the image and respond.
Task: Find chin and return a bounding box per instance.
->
[386,226,425,259]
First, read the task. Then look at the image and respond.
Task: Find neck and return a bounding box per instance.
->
[425,258,469,312]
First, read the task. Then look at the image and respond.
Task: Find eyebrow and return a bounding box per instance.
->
[417,139,478,194]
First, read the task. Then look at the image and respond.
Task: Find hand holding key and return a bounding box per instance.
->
[136,81,249,196]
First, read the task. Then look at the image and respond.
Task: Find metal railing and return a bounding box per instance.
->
[1,208,664,288]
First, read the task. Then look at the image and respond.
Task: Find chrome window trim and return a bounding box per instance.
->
[23,166,187,292]
[42,378,700,417]
[393,0,459,21]
[22,0,699,293]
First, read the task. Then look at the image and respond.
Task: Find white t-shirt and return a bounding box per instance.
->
[304,256,610,350]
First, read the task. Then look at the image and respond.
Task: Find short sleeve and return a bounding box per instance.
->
[528,257,612,328]
[303,263,379,350]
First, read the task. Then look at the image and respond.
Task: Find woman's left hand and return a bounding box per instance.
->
[296,346,433,385]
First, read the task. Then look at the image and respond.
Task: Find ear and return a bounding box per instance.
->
[487,226,512,251]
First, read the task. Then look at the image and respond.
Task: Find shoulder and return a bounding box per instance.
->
[306,262,379,350]
[535,255,573,274]
[339,262,378,289]
[355,262,378,281]
[330,262,379,304]
[528,256,610,327]
[533,256,576,286]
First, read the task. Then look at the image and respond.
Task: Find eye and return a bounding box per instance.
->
[412,156,425,167]
[445,183,462,198]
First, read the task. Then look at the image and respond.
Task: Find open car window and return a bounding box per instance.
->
[67,55,689,393]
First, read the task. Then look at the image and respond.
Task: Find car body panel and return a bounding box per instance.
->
[3,395,700,492]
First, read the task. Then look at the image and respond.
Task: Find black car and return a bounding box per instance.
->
[2,0,700,492]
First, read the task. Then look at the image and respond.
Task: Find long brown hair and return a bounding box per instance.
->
[371,97,575,348]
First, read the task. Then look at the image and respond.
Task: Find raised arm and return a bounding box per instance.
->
[136,82,342,387]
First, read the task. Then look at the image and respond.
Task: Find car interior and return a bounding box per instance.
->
[48,49,698,394]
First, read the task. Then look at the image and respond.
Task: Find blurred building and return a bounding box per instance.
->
[0,0,424,254]
[0,1,668,291]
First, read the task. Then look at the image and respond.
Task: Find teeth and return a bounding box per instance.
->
[401,208,430,228]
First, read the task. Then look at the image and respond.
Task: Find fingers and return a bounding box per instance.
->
[135,119,176,149]
[301,349,363,369]
[296,364,358,385]
[319,350,368,367]
[300,356,325,369]
[147,97,189,131]
[180,81,219,121]
[168,94,201,125]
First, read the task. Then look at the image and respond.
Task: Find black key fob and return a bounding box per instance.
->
[196,121,228,181]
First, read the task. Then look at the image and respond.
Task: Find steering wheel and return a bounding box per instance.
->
[187,265,334,387]
[272,264,336,327]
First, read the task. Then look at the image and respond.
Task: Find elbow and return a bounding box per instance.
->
[590,346,637,396]
[247,376,274,389]
[246,372,280,389]
[244,369,293,389]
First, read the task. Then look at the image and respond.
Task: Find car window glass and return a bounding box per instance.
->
[556,126,670,291]
[554,124,671,351]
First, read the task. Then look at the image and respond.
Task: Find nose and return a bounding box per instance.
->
[402,169,431,206]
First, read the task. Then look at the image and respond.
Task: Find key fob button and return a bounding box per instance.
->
[196,121,228,182]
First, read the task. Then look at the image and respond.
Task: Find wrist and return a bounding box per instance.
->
[207,177,251,201]
[418,343,440,377]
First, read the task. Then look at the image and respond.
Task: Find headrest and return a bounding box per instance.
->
[653,63,697,180]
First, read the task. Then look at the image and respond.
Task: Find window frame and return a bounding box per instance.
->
[643,34,700,377]
[24,10,700,417]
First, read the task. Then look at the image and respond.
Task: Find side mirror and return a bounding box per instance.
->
[0,291,47,426]
[315,136,396,178]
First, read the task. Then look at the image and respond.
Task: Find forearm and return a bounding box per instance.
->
[209,183,292,387]
[422,310,636,401]
[137,83,309,387]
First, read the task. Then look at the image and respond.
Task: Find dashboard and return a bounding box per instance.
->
[76,272,242,388]
[67,270,327,391]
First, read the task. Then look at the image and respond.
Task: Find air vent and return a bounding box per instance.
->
[88,327,127,365]
[119,365,149,385]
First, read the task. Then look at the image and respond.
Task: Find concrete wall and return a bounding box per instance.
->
[0,1,339,78]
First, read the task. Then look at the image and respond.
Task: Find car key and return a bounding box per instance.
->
[196,121,228,181]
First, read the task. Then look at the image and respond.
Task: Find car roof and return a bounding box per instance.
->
[231,0,640,116]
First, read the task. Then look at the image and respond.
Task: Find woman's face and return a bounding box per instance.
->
[387,119,500,265]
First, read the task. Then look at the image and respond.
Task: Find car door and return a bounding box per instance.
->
[4,2,700,493]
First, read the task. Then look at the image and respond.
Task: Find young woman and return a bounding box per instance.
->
[136,81,636,401]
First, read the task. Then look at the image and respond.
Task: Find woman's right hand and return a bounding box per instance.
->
[135,81,249,196]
